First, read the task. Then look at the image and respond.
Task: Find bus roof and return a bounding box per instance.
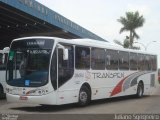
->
[13,36,156,55]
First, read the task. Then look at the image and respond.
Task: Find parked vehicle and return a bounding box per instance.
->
[0,47,9,98]
[6,37,158,106]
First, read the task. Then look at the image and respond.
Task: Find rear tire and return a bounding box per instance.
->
[78,86,91,106]
[136,82,144,98]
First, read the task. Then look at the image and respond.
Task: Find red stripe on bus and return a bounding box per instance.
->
[110,76,128,97]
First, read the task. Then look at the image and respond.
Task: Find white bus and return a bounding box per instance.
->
[0,47,9,98]
[6,37,158,106]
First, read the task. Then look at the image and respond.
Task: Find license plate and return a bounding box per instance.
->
[19,96,28,100]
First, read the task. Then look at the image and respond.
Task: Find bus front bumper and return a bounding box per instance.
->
[6,92,57,105]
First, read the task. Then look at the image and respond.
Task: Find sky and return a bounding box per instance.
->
[37,0,160,67]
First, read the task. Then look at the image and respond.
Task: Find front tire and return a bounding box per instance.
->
[136,82,144,98]
[78,86,91,106]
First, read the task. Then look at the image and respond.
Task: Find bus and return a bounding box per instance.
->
[6,37,158,106]
[0,47,9,98]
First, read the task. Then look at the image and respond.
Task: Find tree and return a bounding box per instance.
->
[114,36,129,48]
[117,11,145,48]
[114,36,140,50]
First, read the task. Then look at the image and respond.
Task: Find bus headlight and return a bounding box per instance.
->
[6,88,14,94]
[26,88,49,96]
[6,88,9,93]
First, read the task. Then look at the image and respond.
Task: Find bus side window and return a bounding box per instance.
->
[145,55,151,71]
[106,49,118,70]
[151,55,157,71]
[130,52,138,70]
[119,51,129,70]
[138,54,145,71]
[75,46,90,69]
[106,55,111,66]
[91,48,105,70]
[58,45,74,87]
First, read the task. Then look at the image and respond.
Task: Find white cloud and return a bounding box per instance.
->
[126,4,151,16]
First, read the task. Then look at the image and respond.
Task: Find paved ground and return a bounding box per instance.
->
[0,86,160,120]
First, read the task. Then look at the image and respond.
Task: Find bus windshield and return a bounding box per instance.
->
[7,39,54,87]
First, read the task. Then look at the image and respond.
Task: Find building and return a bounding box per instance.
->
[0,0,106,49]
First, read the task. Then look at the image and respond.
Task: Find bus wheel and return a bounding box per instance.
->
[78,86,91,106]
[136,82,144,98]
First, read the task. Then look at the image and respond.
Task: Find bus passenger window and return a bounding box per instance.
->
[91,48,105,70]
[151,55,157,71]
[106,49,118,70]
[145,55,152,71]
[130,52,138,70]
[119,51,129,70]
[75,46,90,69]
[138,54,145,70]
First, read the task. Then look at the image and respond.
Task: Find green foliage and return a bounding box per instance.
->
[114,39,140,50]
[117,11,145,48]
[113,39,123,46]
[123,39,130,48]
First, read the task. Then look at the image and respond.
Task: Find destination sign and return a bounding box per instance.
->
[11,39,54,49]
[26,40,45,46]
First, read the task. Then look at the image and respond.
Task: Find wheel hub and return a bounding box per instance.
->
[80,91,87,103]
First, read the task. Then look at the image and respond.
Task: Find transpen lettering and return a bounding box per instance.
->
[92,72,125,79]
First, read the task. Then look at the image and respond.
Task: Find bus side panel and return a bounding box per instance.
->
[56,70,158,104]
[140,72,158,95]
[91,87,112,100]
[57,89,79,105]
[90,70,137,99]
[56,70,90,105]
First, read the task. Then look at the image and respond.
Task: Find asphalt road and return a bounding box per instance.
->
[0,86,160,120]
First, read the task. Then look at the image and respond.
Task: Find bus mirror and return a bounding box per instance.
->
[63,49,68,60]
[57,44,68,60]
